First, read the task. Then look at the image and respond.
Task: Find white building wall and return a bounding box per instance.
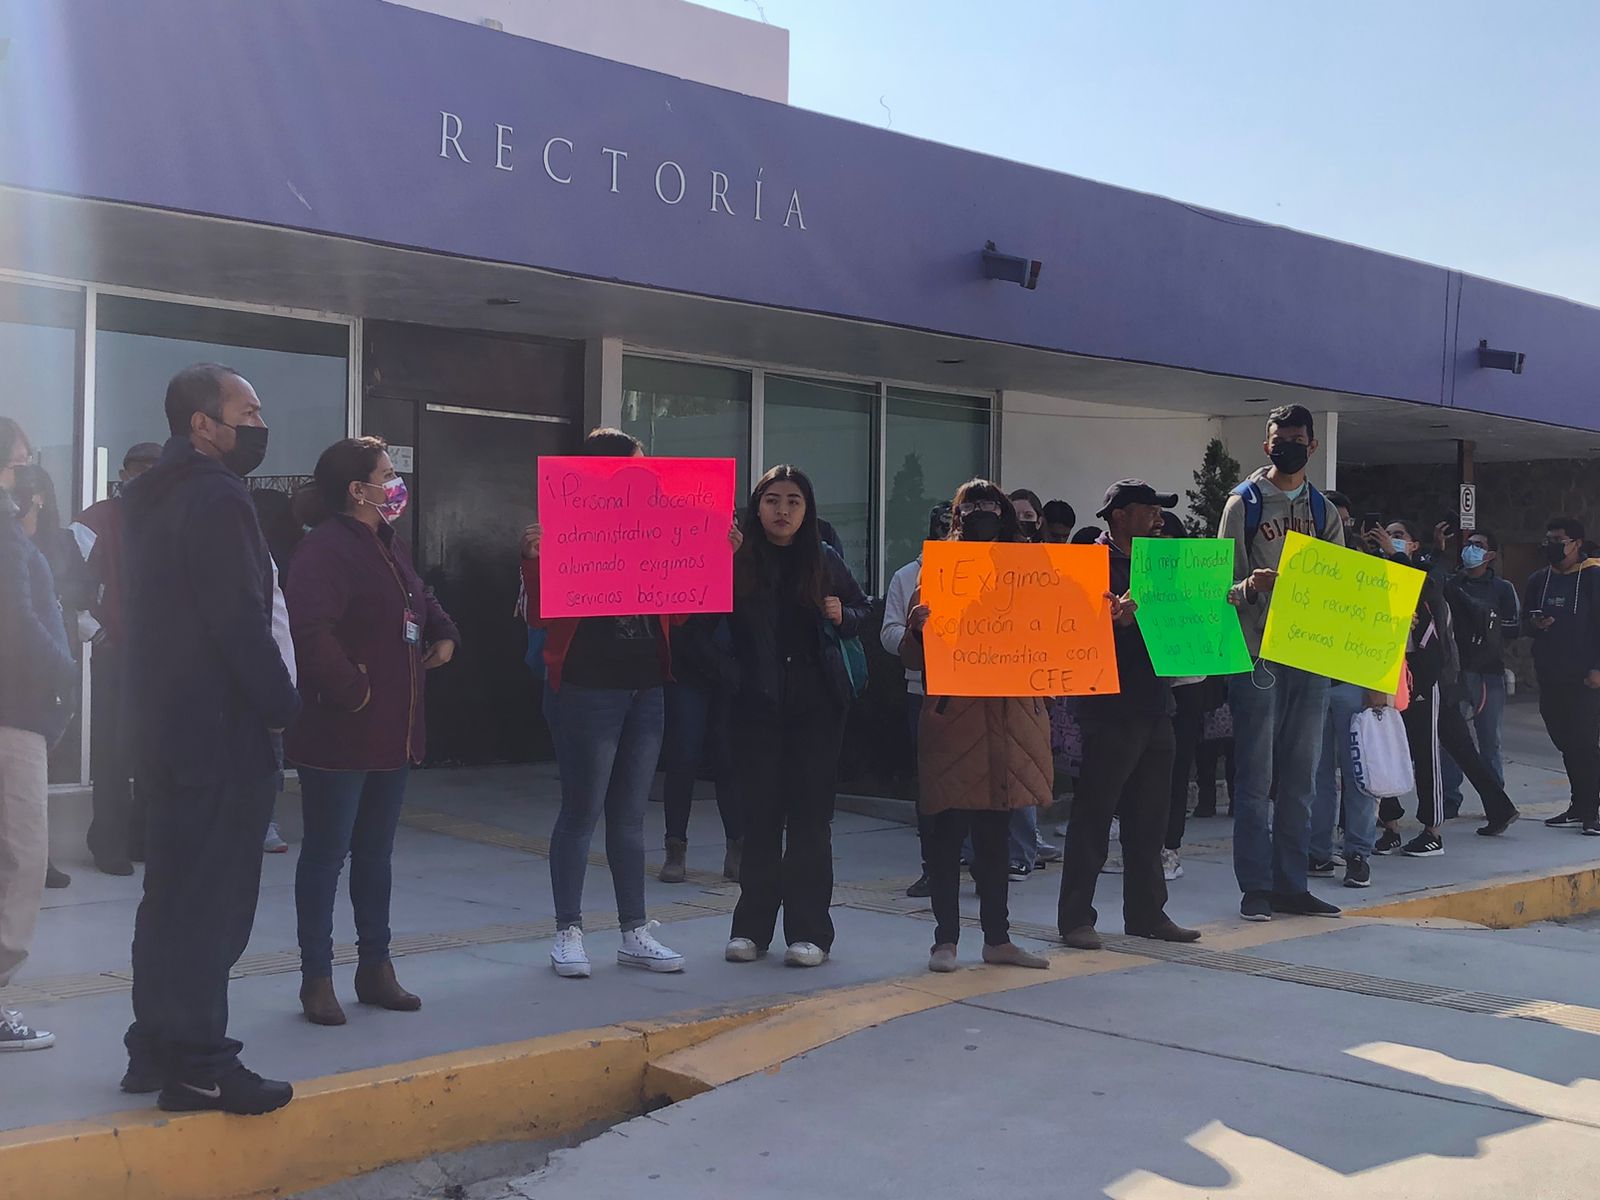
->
[1220,410,1339,493]
[386,0,790,102]
[999,392,1221,534]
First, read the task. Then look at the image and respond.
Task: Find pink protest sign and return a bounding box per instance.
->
[537,456,737,618]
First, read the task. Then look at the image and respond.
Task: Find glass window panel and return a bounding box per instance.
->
[0,280,86,784]
[764,373,875,588]
[94,296,348,494]
[0,281,81,521]
[884,387,991,574]
[621,356,750,499]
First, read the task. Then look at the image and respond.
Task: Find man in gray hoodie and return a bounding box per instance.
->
[1220,405,1345,922]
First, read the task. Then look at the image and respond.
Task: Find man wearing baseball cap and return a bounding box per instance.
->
[1058,480,1201,950]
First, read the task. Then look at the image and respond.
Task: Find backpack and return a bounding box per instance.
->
[1445,578,1502,674]
[1233,479,1328,548]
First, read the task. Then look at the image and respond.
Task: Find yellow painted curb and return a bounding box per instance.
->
[1362,861,1600,929]
[0,1001,785,1200]
[646,947,1160,1103]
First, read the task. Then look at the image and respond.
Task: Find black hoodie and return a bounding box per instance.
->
[1522,556,1600,687]
[121,436,299,785]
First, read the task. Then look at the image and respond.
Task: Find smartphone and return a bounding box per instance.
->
[1362,513,1383,532]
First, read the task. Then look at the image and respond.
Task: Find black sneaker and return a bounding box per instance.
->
[1267,896,1344,921]
[1008,861,1032,883]
[158,1064,294,1116]
[121,1064,164,1094]
[1271,891,1343,917]
[1402,831,1444,857]
[1545,808,1584,828]
[1477,810,1520,837]
[1343,854,1371,888]
[1308,856,1338,877]
[1240,891,1273,922]
[0,1008,54,1051]
[905,872,931,899]
[1374,829,1403,855]
[1585,819,1600,837]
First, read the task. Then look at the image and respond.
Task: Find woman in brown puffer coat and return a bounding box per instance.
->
[902,480,1053,975]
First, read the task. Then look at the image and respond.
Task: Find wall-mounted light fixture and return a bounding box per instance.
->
[1477,339,1525,374]
[982,241,1042,290]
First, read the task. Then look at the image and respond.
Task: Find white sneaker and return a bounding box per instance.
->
[1162,848,1184,881]
[262,823,288,854]
[1054,821,1069,837]
[550,927,591,978]
[784,942,828,968]
[725,937,761,963]
[0,1009,54,1051]
[619,920,685,973]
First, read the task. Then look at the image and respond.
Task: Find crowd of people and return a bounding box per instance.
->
[2,375,1597,1118]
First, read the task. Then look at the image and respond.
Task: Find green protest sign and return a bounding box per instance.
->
[1260,530,1424,691]
[1129,537,1253,677]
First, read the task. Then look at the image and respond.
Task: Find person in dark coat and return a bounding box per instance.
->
[285,437,458,1026]
[119,363,301,1115]
[723,465,870,968]
[71,442,164,874]
[0,425,78,1051]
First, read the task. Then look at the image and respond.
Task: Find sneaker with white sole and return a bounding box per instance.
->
[550,927,591,978]
[0,1009,54,1051]
[725,937,761,963]
[1161,848,1183,881]
[619,921,685,973]
[784,942,828,968]
[1402,831,1444,858]
[262,823,288,854]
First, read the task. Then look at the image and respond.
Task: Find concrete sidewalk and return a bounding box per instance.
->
[8,696,1598,1192]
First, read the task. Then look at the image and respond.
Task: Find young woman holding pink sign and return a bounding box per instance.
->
[724,465,869,968]
[520,428,742,980]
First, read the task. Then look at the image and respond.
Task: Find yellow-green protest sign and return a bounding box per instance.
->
[1129,537,1253,677]
[1260,530,1424,691]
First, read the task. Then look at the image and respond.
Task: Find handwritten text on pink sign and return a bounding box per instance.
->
[537,456,736,618]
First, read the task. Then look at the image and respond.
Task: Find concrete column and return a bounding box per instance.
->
[584,337,623,432]
[1315,409,1338,492]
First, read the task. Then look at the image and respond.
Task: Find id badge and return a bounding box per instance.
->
[403,609,421,646]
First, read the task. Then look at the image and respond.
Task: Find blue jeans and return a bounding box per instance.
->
[1441,671,1506,814]
[1312,682,1377,861]
[548,684,665,932]
[1228,664,1328,897]
[295,766,412,978]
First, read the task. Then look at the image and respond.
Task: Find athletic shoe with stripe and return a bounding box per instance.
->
[1402,831,1444,857]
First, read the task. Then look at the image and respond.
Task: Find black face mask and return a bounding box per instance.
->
[1268,442,1310,475]
[960,512,1002,542]
[1545,541,1571,566]
[219,423,269,477]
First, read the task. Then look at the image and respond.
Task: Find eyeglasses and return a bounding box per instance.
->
[956,500,1002,517]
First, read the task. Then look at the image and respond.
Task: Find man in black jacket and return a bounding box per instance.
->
[120,364,300,1115]
[1525,516,1600,835]
[1058,480,1200,950]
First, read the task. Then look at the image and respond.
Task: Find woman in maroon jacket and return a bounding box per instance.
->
[285,437,459,1026]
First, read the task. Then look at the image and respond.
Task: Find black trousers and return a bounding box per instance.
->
[1167,684,1206,850]
[1383,684,1517,829]
[730,666,845,952]
[1193,739,1235,812]
[925,808,1010,947]
[1540,680,1600,820]
[126,766,276,1079]
[87,646,143,861]
[1058,713,1174,934]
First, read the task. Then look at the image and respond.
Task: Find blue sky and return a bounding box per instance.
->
[697,0,1600,306]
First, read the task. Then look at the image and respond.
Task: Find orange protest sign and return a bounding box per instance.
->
[920,541,1121,698]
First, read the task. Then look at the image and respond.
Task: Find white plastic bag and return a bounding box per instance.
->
[1349,706,1414,800]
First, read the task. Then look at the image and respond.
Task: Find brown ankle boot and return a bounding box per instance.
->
[658,837,688,884]
[354,960,422,1011]
[300,976,347,1026]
